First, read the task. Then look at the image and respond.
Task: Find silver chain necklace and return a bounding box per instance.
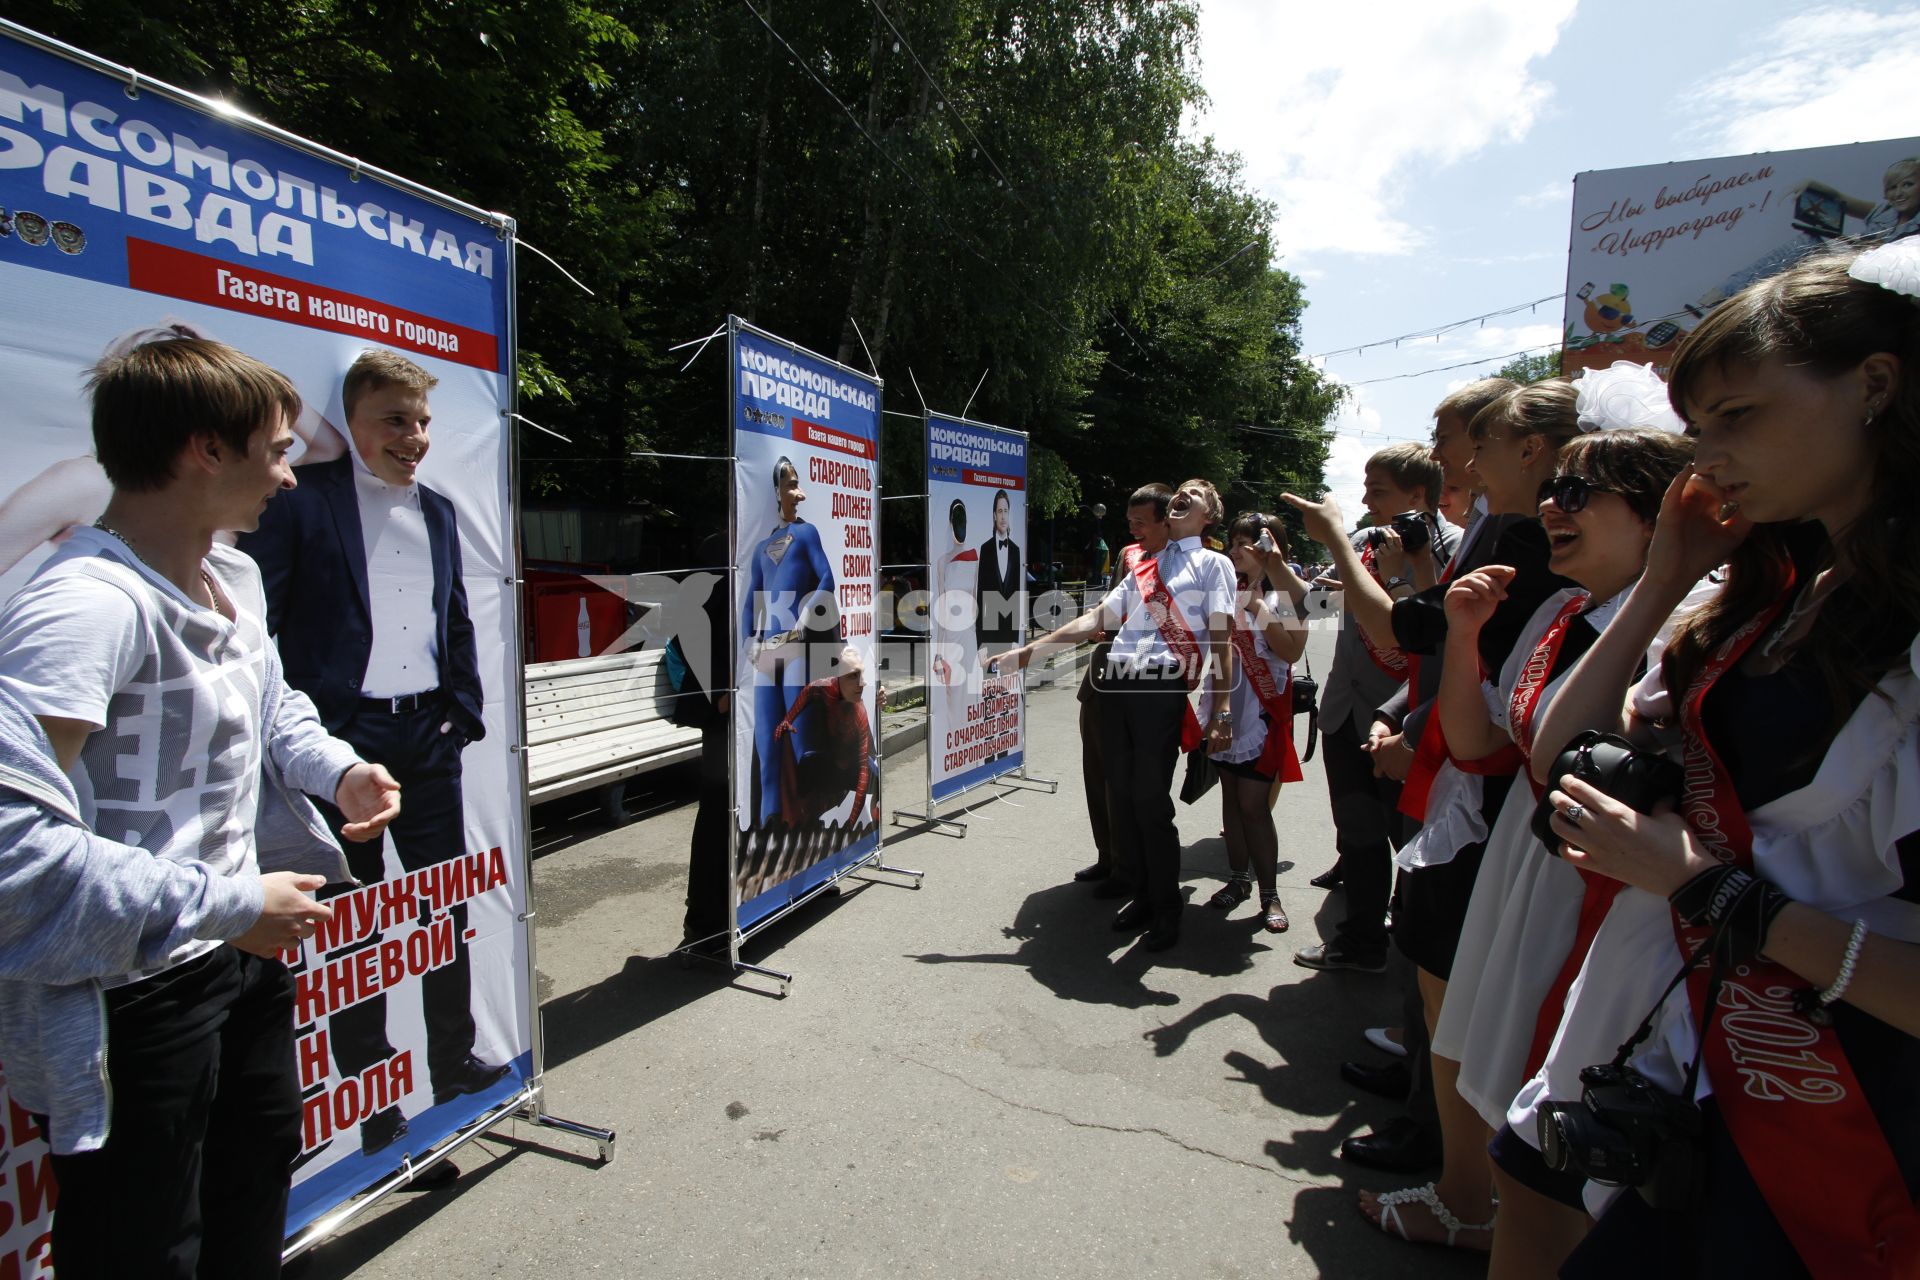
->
[93,521,221,608]
[1756,569,1835,662]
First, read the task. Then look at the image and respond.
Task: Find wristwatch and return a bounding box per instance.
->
[1212,710,1234,724]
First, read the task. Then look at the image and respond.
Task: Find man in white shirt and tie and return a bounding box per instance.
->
[998,478,1235,950]
[239,350,507,1159]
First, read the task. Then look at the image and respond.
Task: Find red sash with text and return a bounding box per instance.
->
[1134,553,1206,752]
[1505,594,1638,1076]
[1358,543,1412,678]
[1671,598,1918,1278]
[1396,579,1525,821]
[1229,620,1303,783]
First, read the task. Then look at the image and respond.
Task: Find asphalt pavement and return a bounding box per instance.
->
[294,626,1486,1279]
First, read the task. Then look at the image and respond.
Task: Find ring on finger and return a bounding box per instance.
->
[1563,802,1586,825]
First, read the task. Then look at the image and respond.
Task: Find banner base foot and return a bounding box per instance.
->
[891,807,967,836]
[999,772,1058,794]
[733,958,793,996]
[521,1107,617,1164]
[853,862,925,889]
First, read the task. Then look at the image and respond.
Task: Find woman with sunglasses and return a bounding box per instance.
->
[1200,512,1309,933]
[1428,407,1698,1277]
[1355,382,1585,1250]
[1519,245,1920,1277]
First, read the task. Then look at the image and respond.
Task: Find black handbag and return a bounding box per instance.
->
[1178,744,1217,804]
[1290,654,1319,764]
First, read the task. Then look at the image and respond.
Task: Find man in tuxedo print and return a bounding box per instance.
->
[239,349,507,1157]
[973,489,1022,659]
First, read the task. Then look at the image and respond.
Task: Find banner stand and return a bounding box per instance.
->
[902,410,1053,831]
[0,20,620,1261]
[705,316,922,997]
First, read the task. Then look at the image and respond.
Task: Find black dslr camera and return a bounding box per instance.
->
[1537,1062,1707,1211]
[1531,730,1683,849]
[1361,510,1432,555]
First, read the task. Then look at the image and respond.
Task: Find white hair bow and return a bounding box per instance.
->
[1849,237,1920,299]
[1573,361,1686,435]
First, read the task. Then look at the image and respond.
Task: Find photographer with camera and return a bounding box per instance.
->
[1517,246,1920,1278]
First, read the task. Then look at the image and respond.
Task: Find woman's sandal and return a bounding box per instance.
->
[1260,892,1289,933]
[1206,878,1253,910]
[1369,1183,1495,1251]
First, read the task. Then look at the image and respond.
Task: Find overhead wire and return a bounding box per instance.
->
[1309,293,1566,361]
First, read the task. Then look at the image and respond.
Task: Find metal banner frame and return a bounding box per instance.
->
[0,19,615,1265]
[709,315,921,996]
[892,410,1056,836]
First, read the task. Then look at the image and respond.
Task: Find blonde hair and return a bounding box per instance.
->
[343,348,438,418]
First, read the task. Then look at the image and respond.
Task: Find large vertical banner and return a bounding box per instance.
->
[729,320,882,931]
[1564,136,1920,375]
[925,414,1026,803]
[0,27,530,1251]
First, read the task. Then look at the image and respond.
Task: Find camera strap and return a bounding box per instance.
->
[1609,922,1729,1109]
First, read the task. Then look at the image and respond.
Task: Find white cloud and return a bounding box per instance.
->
[1191,0,1577,259]
[1681,7,1920,153]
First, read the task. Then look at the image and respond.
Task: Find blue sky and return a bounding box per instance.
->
[1188,0,1920,506]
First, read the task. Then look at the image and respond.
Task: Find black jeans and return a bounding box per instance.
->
[1323,717,1404,957]
[1102,679,1188,918]
[49,948,300,1280]
[319,701,477,1094]
[1079,686,1111,870]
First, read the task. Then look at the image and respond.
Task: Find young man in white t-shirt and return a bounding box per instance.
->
[0,338,400,1279]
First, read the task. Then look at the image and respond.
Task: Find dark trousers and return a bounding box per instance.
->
[1394,949,1441,1136]
[319,702,476,1094]
[1323,717,1403,958]
[49,948,300,1280]
[684,719,732,945]
[1078,688,1111,870]
[1103,681,1188,918]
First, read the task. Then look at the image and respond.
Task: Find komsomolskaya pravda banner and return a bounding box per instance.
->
[729,321,883,931]
[924,413,1026,803]
[0,29,531,1249]
[1564,135,1920,375]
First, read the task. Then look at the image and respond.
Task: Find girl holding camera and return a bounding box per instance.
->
[1525,244,1920,1277]
[1199,513,1310,933]
[1431,415,1699,1277]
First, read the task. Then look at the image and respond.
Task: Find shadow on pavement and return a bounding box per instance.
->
[538,880,864,1070]
[285,1139,523,1280]
[907,880,1189,1008]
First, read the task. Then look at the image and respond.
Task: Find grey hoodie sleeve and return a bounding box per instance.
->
[0,797,264,985]
[267,676,363,801]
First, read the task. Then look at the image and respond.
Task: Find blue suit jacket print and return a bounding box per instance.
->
[236,456,486,743]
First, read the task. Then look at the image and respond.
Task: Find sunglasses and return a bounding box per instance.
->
[1537,474,1610,514]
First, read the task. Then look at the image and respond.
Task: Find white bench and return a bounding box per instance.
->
[525,650,704,823]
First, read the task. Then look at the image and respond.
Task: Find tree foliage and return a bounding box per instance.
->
[15,0,1341,567]
[1495,349,1563,385]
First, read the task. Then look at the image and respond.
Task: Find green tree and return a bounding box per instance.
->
[1495,348,1563,384]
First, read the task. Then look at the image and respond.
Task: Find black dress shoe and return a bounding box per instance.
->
[1340,1117,1441,1174]
[432,1054,511,1106]
[1309,866,1344,890]
[1112,900,1153,932]
[1091,878,1132,899]
[1073,863,1112,882]
[1142,912,1181,952]
[1340,1058,1412,1101]
[361,1106,408,1155]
